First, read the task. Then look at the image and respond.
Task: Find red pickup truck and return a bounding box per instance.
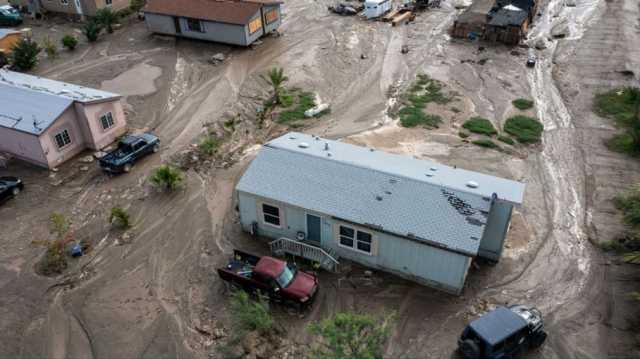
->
[218,250,319,308]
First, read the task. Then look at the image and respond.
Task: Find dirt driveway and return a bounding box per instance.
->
[1,0,639,358]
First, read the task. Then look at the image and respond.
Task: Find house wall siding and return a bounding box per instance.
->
[0,126,47,167]
[39,106,88,168]
[83,0,129,16]
[261,4,281,34]
[40,0,82,16]
[238,191,472,294]
[74,99,127,150]
[144,12,251,46]
[478,200,513,261]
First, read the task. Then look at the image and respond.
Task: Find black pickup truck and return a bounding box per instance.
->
[0,176,23,203]
[99,133,160,173]
[218,250,319,309]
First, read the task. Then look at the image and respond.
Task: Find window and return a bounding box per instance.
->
[105,0,112,5]
[61,0,69,5]
[187,18,204,33]
[264,9,279,24]
[100,112,115,130]
[248,17,262,34]
[262,203,281,227]
[54,129,72,149]
[338,225,373,254]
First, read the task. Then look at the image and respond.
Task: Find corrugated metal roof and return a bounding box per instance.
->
[236,133,519,256]
[469,307,528,345]
[267,132,525,204]
[0,83,73,135]
[144,0,263,25]
[0,69,120,103]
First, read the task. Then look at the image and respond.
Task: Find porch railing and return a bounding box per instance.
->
[269,237,339,272]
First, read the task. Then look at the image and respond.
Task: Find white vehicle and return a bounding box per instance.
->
[363,0,392,19]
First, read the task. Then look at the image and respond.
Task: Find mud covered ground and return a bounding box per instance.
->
[1,0,640,358]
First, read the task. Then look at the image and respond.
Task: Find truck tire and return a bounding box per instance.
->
[460,339,480,359]
[531,331,547,348]
[153,144,160,153]
[12,187,20,196]
[123,163,132,173]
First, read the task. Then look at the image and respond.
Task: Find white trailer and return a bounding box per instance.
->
[363,0,392,19]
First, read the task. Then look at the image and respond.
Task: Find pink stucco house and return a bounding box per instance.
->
[0,70,127,169]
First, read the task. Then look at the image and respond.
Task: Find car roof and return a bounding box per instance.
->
[468,307,528,346]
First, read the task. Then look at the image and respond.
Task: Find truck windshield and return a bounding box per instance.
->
[276,265,296,288]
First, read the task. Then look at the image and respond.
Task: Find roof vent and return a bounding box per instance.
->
[375,195,383,201]
[369,148,375,152]
[327,152,332,157]
[298,142,309,149]
[430,167,437,171]
[389,179,397,184]
[324,142,329,151]
[289,135,297,140]
[466,181,479,189]
[425,173,434,177]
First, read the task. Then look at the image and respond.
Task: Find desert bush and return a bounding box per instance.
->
[199,136,220,156]
[95,8,119,33]
[61,34,78,50]
[463,117,497,136]
[278,91,316,123]
[83,21,102,42]
[230,291,273,334]
[109,207,131,229]
[149,165,183,191]
[497,135,515,145]
[512,98,534,110]
[504,116,544,143]
[472,139,499,149]
[309,312,393,359]
[458,131,470,139]
[595,87,640,154]
[43,36,57,58]
[10,37,41,72]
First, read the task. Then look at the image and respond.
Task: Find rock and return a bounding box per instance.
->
[360,53,367,59]
[80,166,89,171]
[113,23,123,30]
[212,327,226,339]
[209,53,225,64]
[401,45,409,54]
[534,38,548,50]
[51,167,59,172]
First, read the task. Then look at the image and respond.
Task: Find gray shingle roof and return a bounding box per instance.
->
[0,69,120,103]
[0,83,73,135]
[236,133,526,256]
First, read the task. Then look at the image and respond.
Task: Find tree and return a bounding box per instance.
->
[109,207,131,229]
[309,312,394,359]
[61,34,78,50]
[10,37,41,72]
[149,165,183,191]
[261,67,288,106]
[83,20,102,42]
[95,8,119,34]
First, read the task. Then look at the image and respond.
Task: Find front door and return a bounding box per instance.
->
[306,214,321,246]
[173,17,181,34]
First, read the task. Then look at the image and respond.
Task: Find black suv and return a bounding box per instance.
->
[458,305,547,359]
[99,133,160,173]
[0,176,23,202]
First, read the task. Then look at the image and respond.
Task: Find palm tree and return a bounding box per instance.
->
[95,8,118,34]
[261,67,288,106]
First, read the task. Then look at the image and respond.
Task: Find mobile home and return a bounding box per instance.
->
[235,132,526,295]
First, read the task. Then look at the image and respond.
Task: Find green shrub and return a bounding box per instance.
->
[472,139,499,149]
[278,91,316,123]
[130,0,146,12]
[595,87,640,124]
[83,21,102,42]
[512,98,534,110]
[10,37,41,72]
[61,34,78,50]
[95,8,119,33]
[399,107,441,128]
[462,117,497,136]
[149,165,183,191]
[309,312,393,359]
[279,92,294,108]
[0,52,7,67]
[199,135,220,156]
[109,207,131,229]
[458,131,470,138]
[504,116,544,143]
[43,36,57,58]
[605,133,637,154]
[230,291,273,334]
[614,185,640,228]
[498,135,515,145]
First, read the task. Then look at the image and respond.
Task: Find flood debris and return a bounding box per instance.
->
[328,3,361,16]
[209,53,226,65]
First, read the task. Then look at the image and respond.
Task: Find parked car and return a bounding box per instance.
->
[0,5,22,26]
[527,49,537,68]
[458,305,547,359]
[99,133,160,173]
[218,250,319,309]
[0,176,23,202]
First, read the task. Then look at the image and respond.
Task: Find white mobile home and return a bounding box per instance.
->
[363,0,392,19]
[235,132,526,295]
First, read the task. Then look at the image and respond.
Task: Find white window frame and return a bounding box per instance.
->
[61,0,69,5]
[99,111,115,130]
[337,224,374,255]
[261,203,282,229]
[53,129,72,150]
